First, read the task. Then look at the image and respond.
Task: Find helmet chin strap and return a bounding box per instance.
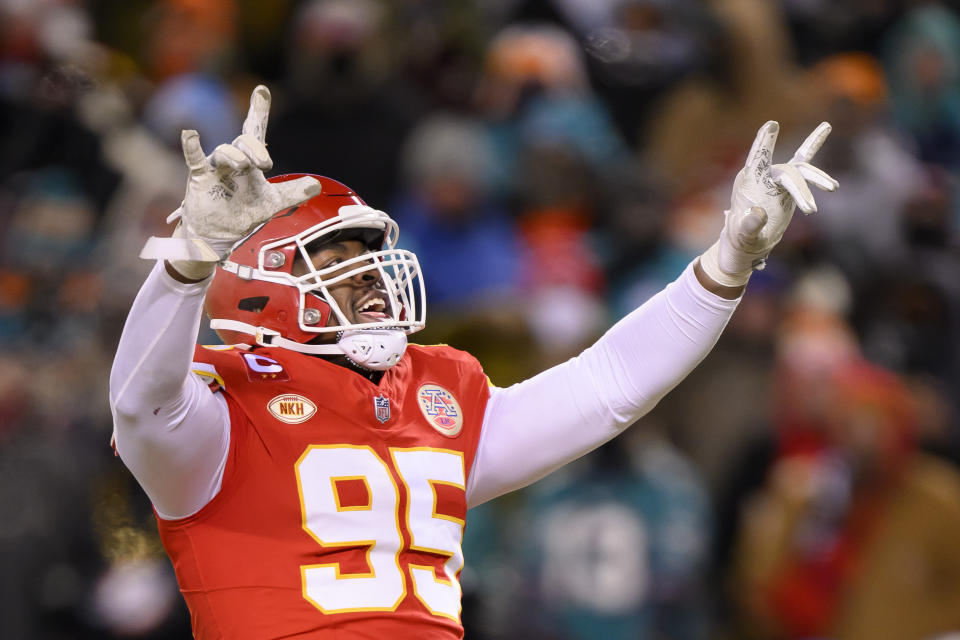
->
[209,319,407,370]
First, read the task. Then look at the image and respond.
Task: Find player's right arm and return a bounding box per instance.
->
[109,261,230,519]
[109,86,319,519]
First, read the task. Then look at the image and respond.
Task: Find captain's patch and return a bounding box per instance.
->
[242,352,290,382]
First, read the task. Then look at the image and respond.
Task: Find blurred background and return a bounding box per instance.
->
[2,0,960,638]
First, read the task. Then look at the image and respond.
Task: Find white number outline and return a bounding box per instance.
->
[391,447,466,621]
[295,445,407,614]
[295,445,467,620]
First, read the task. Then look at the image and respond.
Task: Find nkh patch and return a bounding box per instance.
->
[416,384,463,437]
[267,394,316,424]
[373,394,391,424]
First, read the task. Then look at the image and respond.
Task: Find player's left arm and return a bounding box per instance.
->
[466,121,837,507]
[466,261,736,506]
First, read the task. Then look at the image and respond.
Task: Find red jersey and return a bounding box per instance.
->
[156,343,491,639]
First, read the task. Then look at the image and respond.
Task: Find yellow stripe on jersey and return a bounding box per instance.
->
[190,362,225,389]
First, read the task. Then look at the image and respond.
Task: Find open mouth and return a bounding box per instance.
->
[355,294,389,321]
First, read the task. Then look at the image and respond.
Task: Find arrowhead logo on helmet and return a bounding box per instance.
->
[204,175,426,370]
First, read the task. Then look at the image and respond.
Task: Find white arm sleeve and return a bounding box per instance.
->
[466,262,740,507]
[109,261,230,520]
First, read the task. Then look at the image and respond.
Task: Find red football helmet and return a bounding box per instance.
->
[205,174,425,369]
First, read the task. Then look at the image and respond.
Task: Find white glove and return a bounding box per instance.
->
[140,85,321,279]
[700,121,839,287]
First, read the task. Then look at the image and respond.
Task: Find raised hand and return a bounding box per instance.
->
[141,86,321,273]
[700,121,839,287]
[172,86,321,246]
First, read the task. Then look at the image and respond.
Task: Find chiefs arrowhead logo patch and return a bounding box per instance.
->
[416,384,463,437]
[267,394,316,424]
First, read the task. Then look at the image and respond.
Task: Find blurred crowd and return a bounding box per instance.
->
[2,0,960,638]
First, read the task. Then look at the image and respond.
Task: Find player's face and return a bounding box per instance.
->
[295,240,391,332]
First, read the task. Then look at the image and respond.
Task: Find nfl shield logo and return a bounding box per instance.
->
[373,395,391,424]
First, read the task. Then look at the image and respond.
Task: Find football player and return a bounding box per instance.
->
[109,85,837,639]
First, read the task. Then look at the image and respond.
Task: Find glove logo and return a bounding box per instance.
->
[267,394,316,424]
[208,183,230,201]
[416,384,463,438]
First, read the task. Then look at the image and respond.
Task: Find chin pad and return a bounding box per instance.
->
[338,329,407,370]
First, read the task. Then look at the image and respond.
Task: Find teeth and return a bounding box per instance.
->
[358,297,385,312]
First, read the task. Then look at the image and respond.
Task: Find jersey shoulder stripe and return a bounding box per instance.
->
[190,362,225,389]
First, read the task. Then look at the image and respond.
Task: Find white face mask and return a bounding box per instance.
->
[208,205,426,369]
